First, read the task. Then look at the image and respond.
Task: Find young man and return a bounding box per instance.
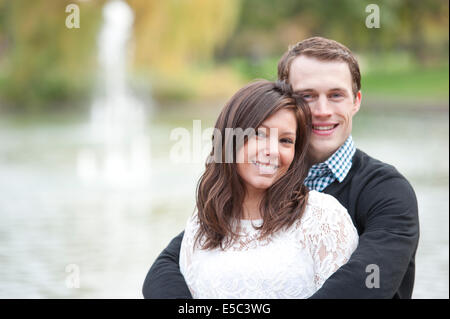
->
[142,37,419,299]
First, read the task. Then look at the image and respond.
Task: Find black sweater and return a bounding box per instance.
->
[142,149,419,299]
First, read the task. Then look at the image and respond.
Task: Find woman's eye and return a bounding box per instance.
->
[256,130,266,138]
[280,138,294,144]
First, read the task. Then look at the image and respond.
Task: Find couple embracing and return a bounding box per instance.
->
[143,37,419,299]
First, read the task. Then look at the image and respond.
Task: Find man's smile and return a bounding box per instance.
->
[312,123,339,136]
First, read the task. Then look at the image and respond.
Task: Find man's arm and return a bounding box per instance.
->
[142,231,193,299]
[310,176,419,299]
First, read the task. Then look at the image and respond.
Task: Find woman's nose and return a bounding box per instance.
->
[263,135,279,157]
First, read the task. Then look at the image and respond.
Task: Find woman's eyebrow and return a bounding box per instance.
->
[259,125,295,136]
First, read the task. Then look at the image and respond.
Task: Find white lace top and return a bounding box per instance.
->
[179,190,358,299]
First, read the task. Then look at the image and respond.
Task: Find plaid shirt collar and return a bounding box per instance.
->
[304,135,356,192]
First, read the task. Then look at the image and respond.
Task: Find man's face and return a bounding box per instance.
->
[288,55,361,163]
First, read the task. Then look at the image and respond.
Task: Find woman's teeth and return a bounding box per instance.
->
[252,161,279,173]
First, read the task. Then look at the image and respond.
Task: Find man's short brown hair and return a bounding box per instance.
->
[277,37,361,97]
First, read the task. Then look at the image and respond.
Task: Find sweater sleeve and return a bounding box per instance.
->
[142,231,193,299]
[309,175,419,299]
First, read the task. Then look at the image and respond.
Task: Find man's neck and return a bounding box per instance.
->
[309,137,352,165]
[310,150,335,165]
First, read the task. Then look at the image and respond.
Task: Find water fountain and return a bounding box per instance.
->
[77,0,152,189]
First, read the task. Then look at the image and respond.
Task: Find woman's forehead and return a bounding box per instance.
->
[259,109,297,133]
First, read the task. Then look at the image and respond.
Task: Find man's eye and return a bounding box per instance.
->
[302,94,313,99]
[330,93,343,98]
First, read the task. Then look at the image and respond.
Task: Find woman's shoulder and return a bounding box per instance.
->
[183,211,201,236]
[306,190,346,210]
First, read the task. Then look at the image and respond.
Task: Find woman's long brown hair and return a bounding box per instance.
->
[194,80,312,250]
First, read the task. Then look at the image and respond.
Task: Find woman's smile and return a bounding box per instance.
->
[250,160,280,175]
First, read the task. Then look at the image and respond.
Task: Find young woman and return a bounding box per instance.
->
[179,80,358,298]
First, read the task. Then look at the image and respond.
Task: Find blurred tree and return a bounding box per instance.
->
[128,0,240,75]
[0,0,104,112]
[394,0,449,64]
[220,0,448,63]
[127,0,242,101]
[0,0,447,111]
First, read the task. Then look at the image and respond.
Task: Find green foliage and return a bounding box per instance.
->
[0,0,448,112]
[228,56,279,81]
[0,0,104,112]
[128,0,240,76]
[224,0,449,61]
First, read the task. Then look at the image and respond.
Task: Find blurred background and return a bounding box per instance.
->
[0,0,448,298]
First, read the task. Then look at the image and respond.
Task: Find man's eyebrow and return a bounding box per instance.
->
[294,89,315,93]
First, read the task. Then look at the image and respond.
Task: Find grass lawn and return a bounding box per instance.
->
[362,65,449,100]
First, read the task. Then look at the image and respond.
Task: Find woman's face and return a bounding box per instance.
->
[236,108,297,194]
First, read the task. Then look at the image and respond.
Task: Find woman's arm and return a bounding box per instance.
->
[307,197,359,291]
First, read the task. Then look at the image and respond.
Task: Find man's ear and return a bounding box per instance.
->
[353,91,362,115]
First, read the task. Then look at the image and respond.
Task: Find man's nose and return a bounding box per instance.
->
[311,95,332,117]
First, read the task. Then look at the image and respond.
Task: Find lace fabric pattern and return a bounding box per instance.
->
[179,190,359,299]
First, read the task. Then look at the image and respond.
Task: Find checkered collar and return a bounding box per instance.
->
[308,135,356,183]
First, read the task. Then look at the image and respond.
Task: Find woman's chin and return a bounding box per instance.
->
[246,178,275,191]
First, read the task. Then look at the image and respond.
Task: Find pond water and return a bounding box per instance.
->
[0,105,448,298]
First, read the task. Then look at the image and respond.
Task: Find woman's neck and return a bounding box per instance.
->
[242,188,264,220]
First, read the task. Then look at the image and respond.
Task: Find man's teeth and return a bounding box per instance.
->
[313,125,335,131]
